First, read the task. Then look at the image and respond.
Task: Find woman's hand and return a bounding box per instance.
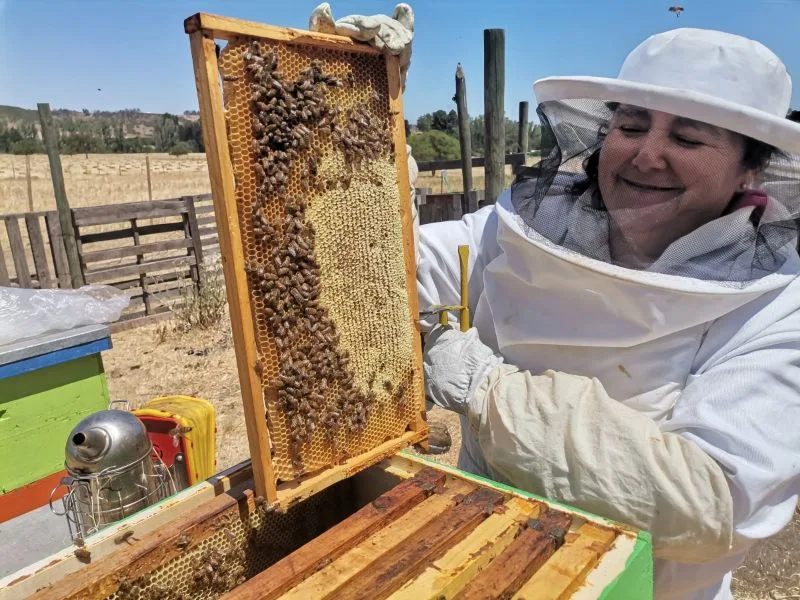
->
[423,326,504,415]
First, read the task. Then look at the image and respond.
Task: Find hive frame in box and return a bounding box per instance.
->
[185,13,426,504]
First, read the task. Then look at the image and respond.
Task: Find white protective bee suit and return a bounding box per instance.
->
[419,29,800,600]
[308,7,800,599]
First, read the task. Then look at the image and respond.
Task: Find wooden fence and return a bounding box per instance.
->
[0,172,521,331]
[0,210,70,289]
[417,189,485,225]
[0,194,219,330]
[415,152,527,175]
[74,196,206,330]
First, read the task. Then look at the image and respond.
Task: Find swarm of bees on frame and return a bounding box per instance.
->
[242,40,398,469]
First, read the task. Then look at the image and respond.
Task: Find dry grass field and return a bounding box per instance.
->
[1,152,796,599]
[0,153,211,214]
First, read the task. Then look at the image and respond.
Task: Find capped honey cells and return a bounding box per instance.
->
[218,38,421,481]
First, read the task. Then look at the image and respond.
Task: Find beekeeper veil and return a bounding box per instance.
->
[511,28,800,284]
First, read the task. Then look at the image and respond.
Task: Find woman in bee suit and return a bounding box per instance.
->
[310,6,800,600]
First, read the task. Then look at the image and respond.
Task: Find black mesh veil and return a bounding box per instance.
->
[511,99,800,285]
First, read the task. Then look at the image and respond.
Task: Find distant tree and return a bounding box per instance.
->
[168,141,194,156]
[528,124,542,153]
[416,113,433,132]
[431,110,450,132]
[82,108,90,116]
[504,118,519,153]
[408,130,460,162]
[61,131,105,157]
[12,138,44,154]
[154,113,180,151]
[122,136,155,153]
[178,120,204,153]
[0,120,23,153]
[18,122,38,140]
[446,109,459,136]
[110,121,126,153]
[469,115,485,155]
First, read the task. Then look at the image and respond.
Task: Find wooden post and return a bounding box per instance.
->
[454,64,473,215]
[484,29,505,206]
[25,154,33,212]
[145,155,153,201]
[518,101,529,156]
[37,103,84,288]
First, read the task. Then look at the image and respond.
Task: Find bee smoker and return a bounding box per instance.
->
[50,409,174,540]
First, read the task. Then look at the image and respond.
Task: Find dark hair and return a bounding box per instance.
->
[787,109,800,123]
[741,137,776,171]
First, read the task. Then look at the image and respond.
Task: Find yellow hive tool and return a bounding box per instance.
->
[418,245,470,332]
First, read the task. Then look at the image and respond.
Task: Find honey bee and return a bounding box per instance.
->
[74,546,91,563]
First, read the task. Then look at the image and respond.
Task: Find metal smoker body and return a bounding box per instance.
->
[52,409,174,540]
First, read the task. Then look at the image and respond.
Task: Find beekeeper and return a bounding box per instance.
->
[310,5,800,600]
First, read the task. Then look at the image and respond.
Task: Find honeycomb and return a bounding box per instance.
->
[102,480,355,600]
[217,37,421,482]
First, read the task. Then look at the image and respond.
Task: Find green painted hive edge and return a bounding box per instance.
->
[400,450,621,524]
[598,530,654,600]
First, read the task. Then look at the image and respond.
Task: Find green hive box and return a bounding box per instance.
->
[0,325,112,521]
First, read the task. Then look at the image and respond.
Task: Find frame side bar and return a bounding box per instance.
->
[188,30,277,501]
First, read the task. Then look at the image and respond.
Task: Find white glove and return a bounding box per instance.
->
[423,326,504,415]
[309,3,414,90]
[469,365,735,563]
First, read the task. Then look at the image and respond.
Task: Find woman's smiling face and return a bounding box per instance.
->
[598,105,757,265]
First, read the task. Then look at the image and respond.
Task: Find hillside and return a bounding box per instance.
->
[0,105,200,137]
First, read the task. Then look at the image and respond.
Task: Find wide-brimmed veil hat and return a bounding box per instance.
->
[534,28,800,154]
[511,27,800,285]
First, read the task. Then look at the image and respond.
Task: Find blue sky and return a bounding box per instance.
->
[1,0,799,122]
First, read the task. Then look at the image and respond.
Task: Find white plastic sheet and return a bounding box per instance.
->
[0,285,129,345]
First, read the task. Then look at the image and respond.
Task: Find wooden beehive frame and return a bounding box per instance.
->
[185,13,426,503]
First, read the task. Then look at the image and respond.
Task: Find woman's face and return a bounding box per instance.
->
[598,105,757,266]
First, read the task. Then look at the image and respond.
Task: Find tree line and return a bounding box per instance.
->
[407,109,542,162]
[0,105,540,162]
[0,112,205,156]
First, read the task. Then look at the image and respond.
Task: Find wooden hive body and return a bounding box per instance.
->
[14,456,652,600]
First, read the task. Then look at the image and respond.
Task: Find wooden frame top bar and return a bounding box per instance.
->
[184,12,381,54]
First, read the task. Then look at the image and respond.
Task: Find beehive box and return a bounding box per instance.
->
[185,12,425,504]
[10,455,652,600]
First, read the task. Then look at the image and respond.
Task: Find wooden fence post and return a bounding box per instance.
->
[518,101,529,156]
[455,64,473,215]
[146,155,154,201]
[25,155,33,212]
[484,29,505,207]
[37,102,84,288]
